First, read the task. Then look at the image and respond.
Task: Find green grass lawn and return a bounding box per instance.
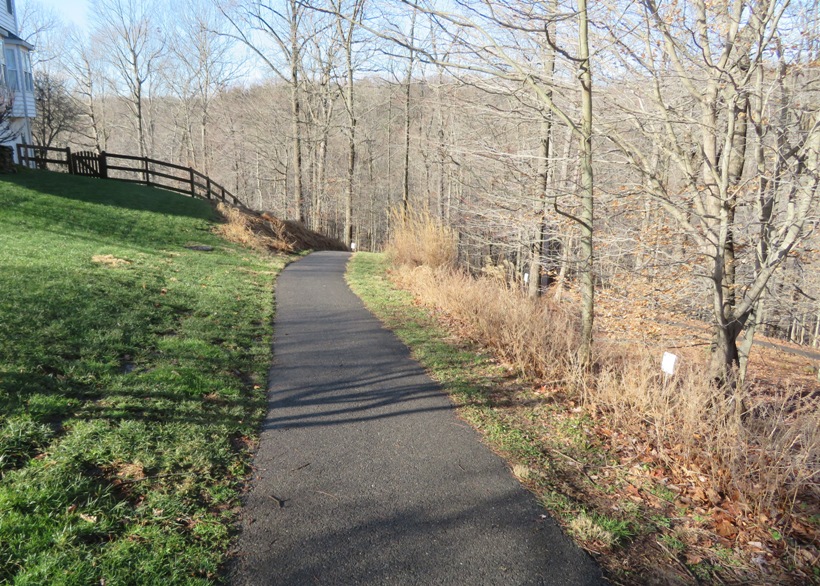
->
[0,170,287,585]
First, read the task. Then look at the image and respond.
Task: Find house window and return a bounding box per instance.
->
[6,0,12,15]
[21,50,31,91]
[4,48,17,91]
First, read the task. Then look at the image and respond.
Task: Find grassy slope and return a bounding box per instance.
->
[0,170,287,585]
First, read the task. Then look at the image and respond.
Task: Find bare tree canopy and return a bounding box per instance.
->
[26,0,820,376]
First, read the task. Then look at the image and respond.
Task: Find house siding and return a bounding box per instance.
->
[0,9,15,34]
[11,89,34,119]
[0,0,33,162]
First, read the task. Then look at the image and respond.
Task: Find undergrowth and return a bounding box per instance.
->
[346,207,819,585]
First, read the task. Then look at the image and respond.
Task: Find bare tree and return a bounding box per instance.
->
[16,0,62,70]
[603,0,820,385]
[302,21,339,230]
[32,72,82,147]
[331,0,367,246]
[90,0,166,158]
[63,31,111,152]
[168,0,242,175]
[380,0,597,364]
[219,0,310,222]
[0,90,20,145]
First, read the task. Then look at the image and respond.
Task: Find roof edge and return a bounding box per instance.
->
[2,31,34,50]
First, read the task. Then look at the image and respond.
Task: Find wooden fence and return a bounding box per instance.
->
[17,144,244,207]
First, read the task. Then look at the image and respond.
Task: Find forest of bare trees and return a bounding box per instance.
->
[20,0,820,380]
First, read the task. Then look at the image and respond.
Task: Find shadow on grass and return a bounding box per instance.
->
[0,172,279,584]
[1,170,219,253]
[0,258,263,441]
[3,169,216,219]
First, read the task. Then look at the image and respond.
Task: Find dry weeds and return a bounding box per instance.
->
[387,207,457,269]
[91,254,130,267]
[384,211,820,583]
[570,514,617,549]
[214,203,348,253]
[394,266,579,383]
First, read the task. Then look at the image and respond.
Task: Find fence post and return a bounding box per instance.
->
[189,168,196,198]
[67,147,75,175]
[99,152,108,178]
[206,176,211,200]
[144,158,150,186]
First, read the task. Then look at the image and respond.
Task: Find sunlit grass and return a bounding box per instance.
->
[0,170,287,584]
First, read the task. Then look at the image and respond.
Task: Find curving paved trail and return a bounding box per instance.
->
[230,251,605,585]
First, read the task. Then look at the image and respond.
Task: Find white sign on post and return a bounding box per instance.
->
[661,352,678,376]
[350,242,357,251]
[523,272,529,284]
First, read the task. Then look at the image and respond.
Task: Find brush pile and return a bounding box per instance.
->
[214,203,348,253]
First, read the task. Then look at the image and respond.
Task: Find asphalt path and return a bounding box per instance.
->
[230,251,604,585]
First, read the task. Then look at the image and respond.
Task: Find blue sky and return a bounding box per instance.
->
[38,0,89,30]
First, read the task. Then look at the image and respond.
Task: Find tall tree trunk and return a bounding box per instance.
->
[577,0,595,367]
[402,10,416,212]
[529,115,552,298]
[402,70,412,212]
[333,0,365,245]
[386,94,393,234]
[135,85,145,159]
[201,105,210,177]
[529,8,557,299]
[436,80,445,219]
[343,75,355,246]
[290,0,304,223]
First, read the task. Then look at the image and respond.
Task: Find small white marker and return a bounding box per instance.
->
[350,242,357,251]
[523,272,529,284]
[661,352,678,376]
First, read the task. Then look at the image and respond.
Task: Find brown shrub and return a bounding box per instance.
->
[386,207,457,269]
[393,261,819,514]
[395,265,579,383]
[598,352,820,513]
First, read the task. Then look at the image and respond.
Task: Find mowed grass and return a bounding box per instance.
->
[0,170,287,585]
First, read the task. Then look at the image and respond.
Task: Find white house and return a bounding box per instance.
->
[0,0,35,158]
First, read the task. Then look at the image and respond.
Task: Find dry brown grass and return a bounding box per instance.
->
[385,212,820,518]
[91,254,131,267]
[395,265,579,382]
[386,207,457,269]
[214,203,348,253]
[593,352,820,514]
[569,513,618,549]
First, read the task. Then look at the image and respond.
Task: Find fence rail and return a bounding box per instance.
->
[17,144,243,207]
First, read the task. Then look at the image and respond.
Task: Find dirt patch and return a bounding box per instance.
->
[91,254,131,268]
[114,462,146,481]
